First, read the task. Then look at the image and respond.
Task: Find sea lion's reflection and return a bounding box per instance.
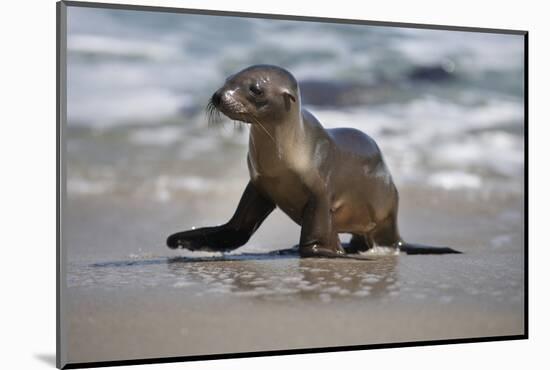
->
[166,255,399,301]
[298,257,399,299]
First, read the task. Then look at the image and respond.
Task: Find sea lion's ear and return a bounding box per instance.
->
[282,90,296,111]
[284,91,296,102]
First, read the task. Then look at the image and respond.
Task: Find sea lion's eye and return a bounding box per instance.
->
[249,84,263,96]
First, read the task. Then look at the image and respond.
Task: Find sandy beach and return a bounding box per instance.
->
[64,186,524,364]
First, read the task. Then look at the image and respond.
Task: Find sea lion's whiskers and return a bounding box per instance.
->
[248,114,276,145]
[205,100,222,127]
[248,123,259,157]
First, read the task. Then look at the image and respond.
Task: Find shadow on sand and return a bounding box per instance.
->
[89,245,374,268]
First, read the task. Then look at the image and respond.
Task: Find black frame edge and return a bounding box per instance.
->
[57,1,67,369]
[62,335,527,369]
[523,32,529,338]
[56,2,60,367]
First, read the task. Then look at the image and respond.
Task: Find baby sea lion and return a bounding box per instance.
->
[167,65,461,257]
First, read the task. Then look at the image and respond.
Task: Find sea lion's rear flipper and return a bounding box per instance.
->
[398,242,462,255]
[343,234,374,254]
[167,182,275,252]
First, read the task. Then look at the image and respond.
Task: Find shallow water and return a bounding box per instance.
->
[66,250,524,363]
[64,189,524,363]
[68,251,522,306]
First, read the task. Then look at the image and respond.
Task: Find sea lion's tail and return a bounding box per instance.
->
[398,242,462,255]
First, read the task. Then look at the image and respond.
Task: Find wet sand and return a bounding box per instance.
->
[64,186,524,364]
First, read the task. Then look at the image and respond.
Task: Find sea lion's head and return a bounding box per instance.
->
[208,65,300,125]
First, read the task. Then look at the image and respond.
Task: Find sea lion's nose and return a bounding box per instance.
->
[211,90,222,106]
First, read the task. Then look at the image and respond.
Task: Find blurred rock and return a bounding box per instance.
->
[299,80,395,107]
[407,64,456,82]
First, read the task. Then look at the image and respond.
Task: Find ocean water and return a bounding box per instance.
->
[66,7,525,203]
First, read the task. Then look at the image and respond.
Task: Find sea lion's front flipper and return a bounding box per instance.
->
[167,182,275,252]
[298,195,345,258]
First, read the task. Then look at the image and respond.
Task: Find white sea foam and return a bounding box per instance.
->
[433,131,523,178]
[314,92,523,134]
[153,175,216,202]
[170,176,214,192]
[177,136,219,159]
[68,34,180,61]
[68,86,186,127]
[128,126,184,146]
[67,178,112,196]
[313,96,523,190]
[395,28,524,71]
[428,171,482,190]
[362,246,400,257]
